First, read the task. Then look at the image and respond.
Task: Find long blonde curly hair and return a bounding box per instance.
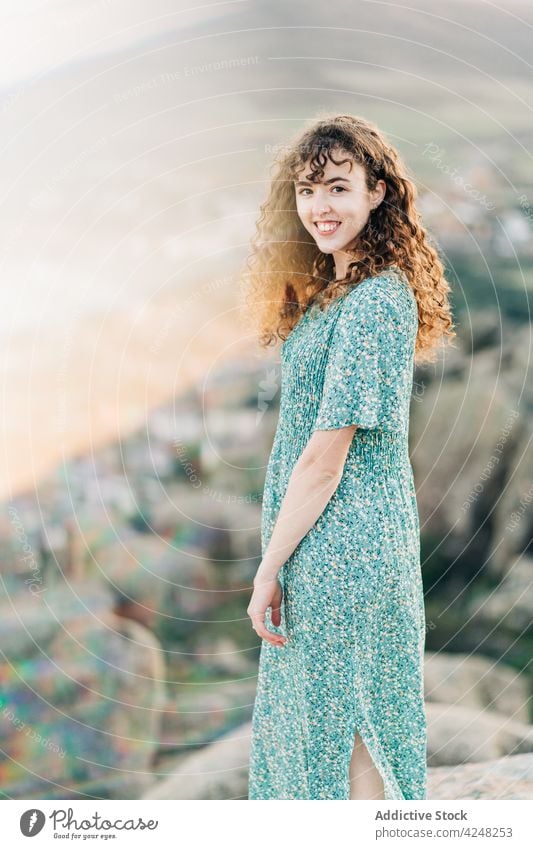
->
[239,113,456,364]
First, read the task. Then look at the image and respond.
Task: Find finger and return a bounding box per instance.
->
[270,584,283,627]
[251,617,287,647]
[271,602,282,627]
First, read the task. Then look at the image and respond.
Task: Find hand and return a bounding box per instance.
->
[247,574,288,648]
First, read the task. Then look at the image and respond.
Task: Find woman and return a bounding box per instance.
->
[241,114,455,800]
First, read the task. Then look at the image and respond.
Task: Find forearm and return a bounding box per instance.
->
[255,459,342,584]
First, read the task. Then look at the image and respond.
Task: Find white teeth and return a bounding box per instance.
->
[315,221,340,233]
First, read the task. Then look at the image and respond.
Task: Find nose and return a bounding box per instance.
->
[311,188,333,217]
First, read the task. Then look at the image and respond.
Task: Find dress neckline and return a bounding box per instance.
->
[306,264,407,315]
[283,265,408,348]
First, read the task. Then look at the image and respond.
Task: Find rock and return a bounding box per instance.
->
[0,581,114,662]
[413,339,465,383]
[191,636,256,677]
[485,429,533,579]
[466,555,533,637]
[139,455,261,558]
[143,721,250,800]
[504,323,533,415]
[97,532,218,636]
[0,614,166,799]
[454,308,502,353]
[142,719,533,800]
[149,483,262,571]
[424,651,530,723]
[411,357,524,546]
[428,752,533,799]
[426,702,533,766]
[156,678,258,750]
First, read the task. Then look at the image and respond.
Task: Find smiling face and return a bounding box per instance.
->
[294,149,386,280]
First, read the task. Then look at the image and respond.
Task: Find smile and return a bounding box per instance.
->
[314,221,341,235]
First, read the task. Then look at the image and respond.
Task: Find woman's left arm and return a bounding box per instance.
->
[248,424,357,644]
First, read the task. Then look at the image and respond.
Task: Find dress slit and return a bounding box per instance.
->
[344,714,405,801]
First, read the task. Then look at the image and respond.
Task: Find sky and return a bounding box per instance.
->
[0,0,242,91]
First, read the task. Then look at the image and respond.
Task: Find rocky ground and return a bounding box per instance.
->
[1,309,532,800]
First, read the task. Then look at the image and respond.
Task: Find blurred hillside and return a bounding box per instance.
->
[1,311,533,797]
[1,0,533,498]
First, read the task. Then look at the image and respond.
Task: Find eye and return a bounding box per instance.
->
[331,185,346,193]
[297,188,312,196]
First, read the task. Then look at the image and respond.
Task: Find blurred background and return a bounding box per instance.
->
[1,0,532,801]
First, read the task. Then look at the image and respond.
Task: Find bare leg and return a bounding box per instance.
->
[349,731,385,800]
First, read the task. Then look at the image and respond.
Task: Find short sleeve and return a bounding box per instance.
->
[313,282,405,432]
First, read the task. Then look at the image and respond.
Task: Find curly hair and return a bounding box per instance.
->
[239,113,456,365]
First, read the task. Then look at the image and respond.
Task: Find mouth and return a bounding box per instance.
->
[314,220,341,235]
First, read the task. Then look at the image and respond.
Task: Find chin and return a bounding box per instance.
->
[316,240,352,254]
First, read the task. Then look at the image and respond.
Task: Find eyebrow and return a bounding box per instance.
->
[294,176,351,186]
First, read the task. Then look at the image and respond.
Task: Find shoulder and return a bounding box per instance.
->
[344,268,415,317]
[335,271,417,344]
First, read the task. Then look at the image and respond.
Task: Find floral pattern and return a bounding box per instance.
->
[248,267,427,800]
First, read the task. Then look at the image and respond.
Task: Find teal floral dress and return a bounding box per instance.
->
[248,267,427,800]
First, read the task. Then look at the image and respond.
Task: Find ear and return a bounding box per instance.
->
[372,179,387,206]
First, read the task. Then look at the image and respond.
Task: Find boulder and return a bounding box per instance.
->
[453,308,502,353]
[143,720,250,800]
[142,720,533,800]
[155,677,257,751]
[0,581,114,662]
[424,651,530,723]
[426,702,533,766]
[466,555,533,637]
[97,532,219,637]
[429,752,533,800]
[485,429,533,579]
[0,614,166,799]
[410,352,523,550]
